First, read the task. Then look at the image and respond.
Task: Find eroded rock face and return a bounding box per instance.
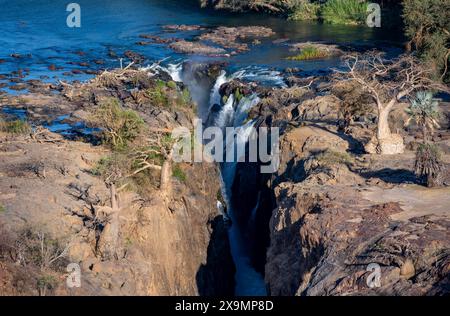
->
[267,183,450,296]
[231,80,450,296]
[0,69,235,296]
[264,125,450,296]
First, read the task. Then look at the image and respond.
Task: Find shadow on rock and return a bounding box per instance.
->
[360,168,418,184]
[196,215,235,296]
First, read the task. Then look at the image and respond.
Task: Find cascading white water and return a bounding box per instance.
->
[208,68,276,295]
[159,64,283,296]
[167,63,183,82]
[218,93,267,296]
[220,119,267,296]
[143,61,183,82]
[209,70,228,109]
[233,94,260,127]
[237,66,288,88]
[214,94,235,128]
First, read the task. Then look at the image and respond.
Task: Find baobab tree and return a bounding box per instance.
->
[128,129,175,204]
[336,52,448,155]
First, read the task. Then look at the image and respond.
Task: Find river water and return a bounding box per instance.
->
[0,0,403,295]
[0,0,402,88]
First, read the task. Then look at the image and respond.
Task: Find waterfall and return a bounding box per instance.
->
[143,61,183,82]
[213,89,266,296]
[233,94,260,127]
[214,94,235,128]
[210,70,228,109]
[207,68,270,296]
[220,118,266,296]
[167,63,183,82]
[158,63,277,296]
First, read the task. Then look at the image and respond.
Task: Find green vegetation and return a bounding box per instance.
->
[403,0,450,82]
[287,45,330,61]
[91,132,173,196]
[37,275,57,296]
[199,0,294,13]
[234,88,244,103]
[177,88,193,108]
[91,98,144,150]
[89,75,193,199]
[288,0,320,21]
[0,204,5,213]
[91,147,164,195]
[146,79,192,108]
[406,91,441,141]
[0,119,31,134]
[124,236,133,247]
[167,80,178,89]
[321,0,368,25]
[172,164,187,182]
[147,80,170,107]
[405,91,445,187]
[287,0,369,25]
[90,156,111,177]
[415,143,444,187]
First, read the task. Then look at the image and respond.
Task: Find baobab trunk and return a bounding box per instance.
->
[365,102,405,155]
[109,184,120,257]
[160,148,174,207]
[376,104,405,155]
[160,160,172,194]
[377,106,392,141]
[98,184,121,259]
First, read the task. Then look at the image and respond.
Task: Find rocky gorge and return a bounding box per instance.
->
[0,0,449,297]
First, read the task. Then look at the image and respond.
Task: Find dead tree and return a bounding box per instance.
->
[336,52,449,155]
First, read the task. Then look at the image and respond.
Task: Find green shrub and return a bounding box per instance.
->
[92,147,166,195]
[176,88,192,108]
[0,204,5,213]
[406,91,441,141]
[288,0,321,21]
[287,46,330,61]
[90,156,115,177]
[403,0,450,82]
[37,274,56,296]
[181,88,191,103]
[167,80,178,89]
[91,98,144,150]
[147,79,192,108]
[147,84,169,107]
[172,164,186,182]
[415,143,444,187]
[322,0,368,25]
[0,119,31,134]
